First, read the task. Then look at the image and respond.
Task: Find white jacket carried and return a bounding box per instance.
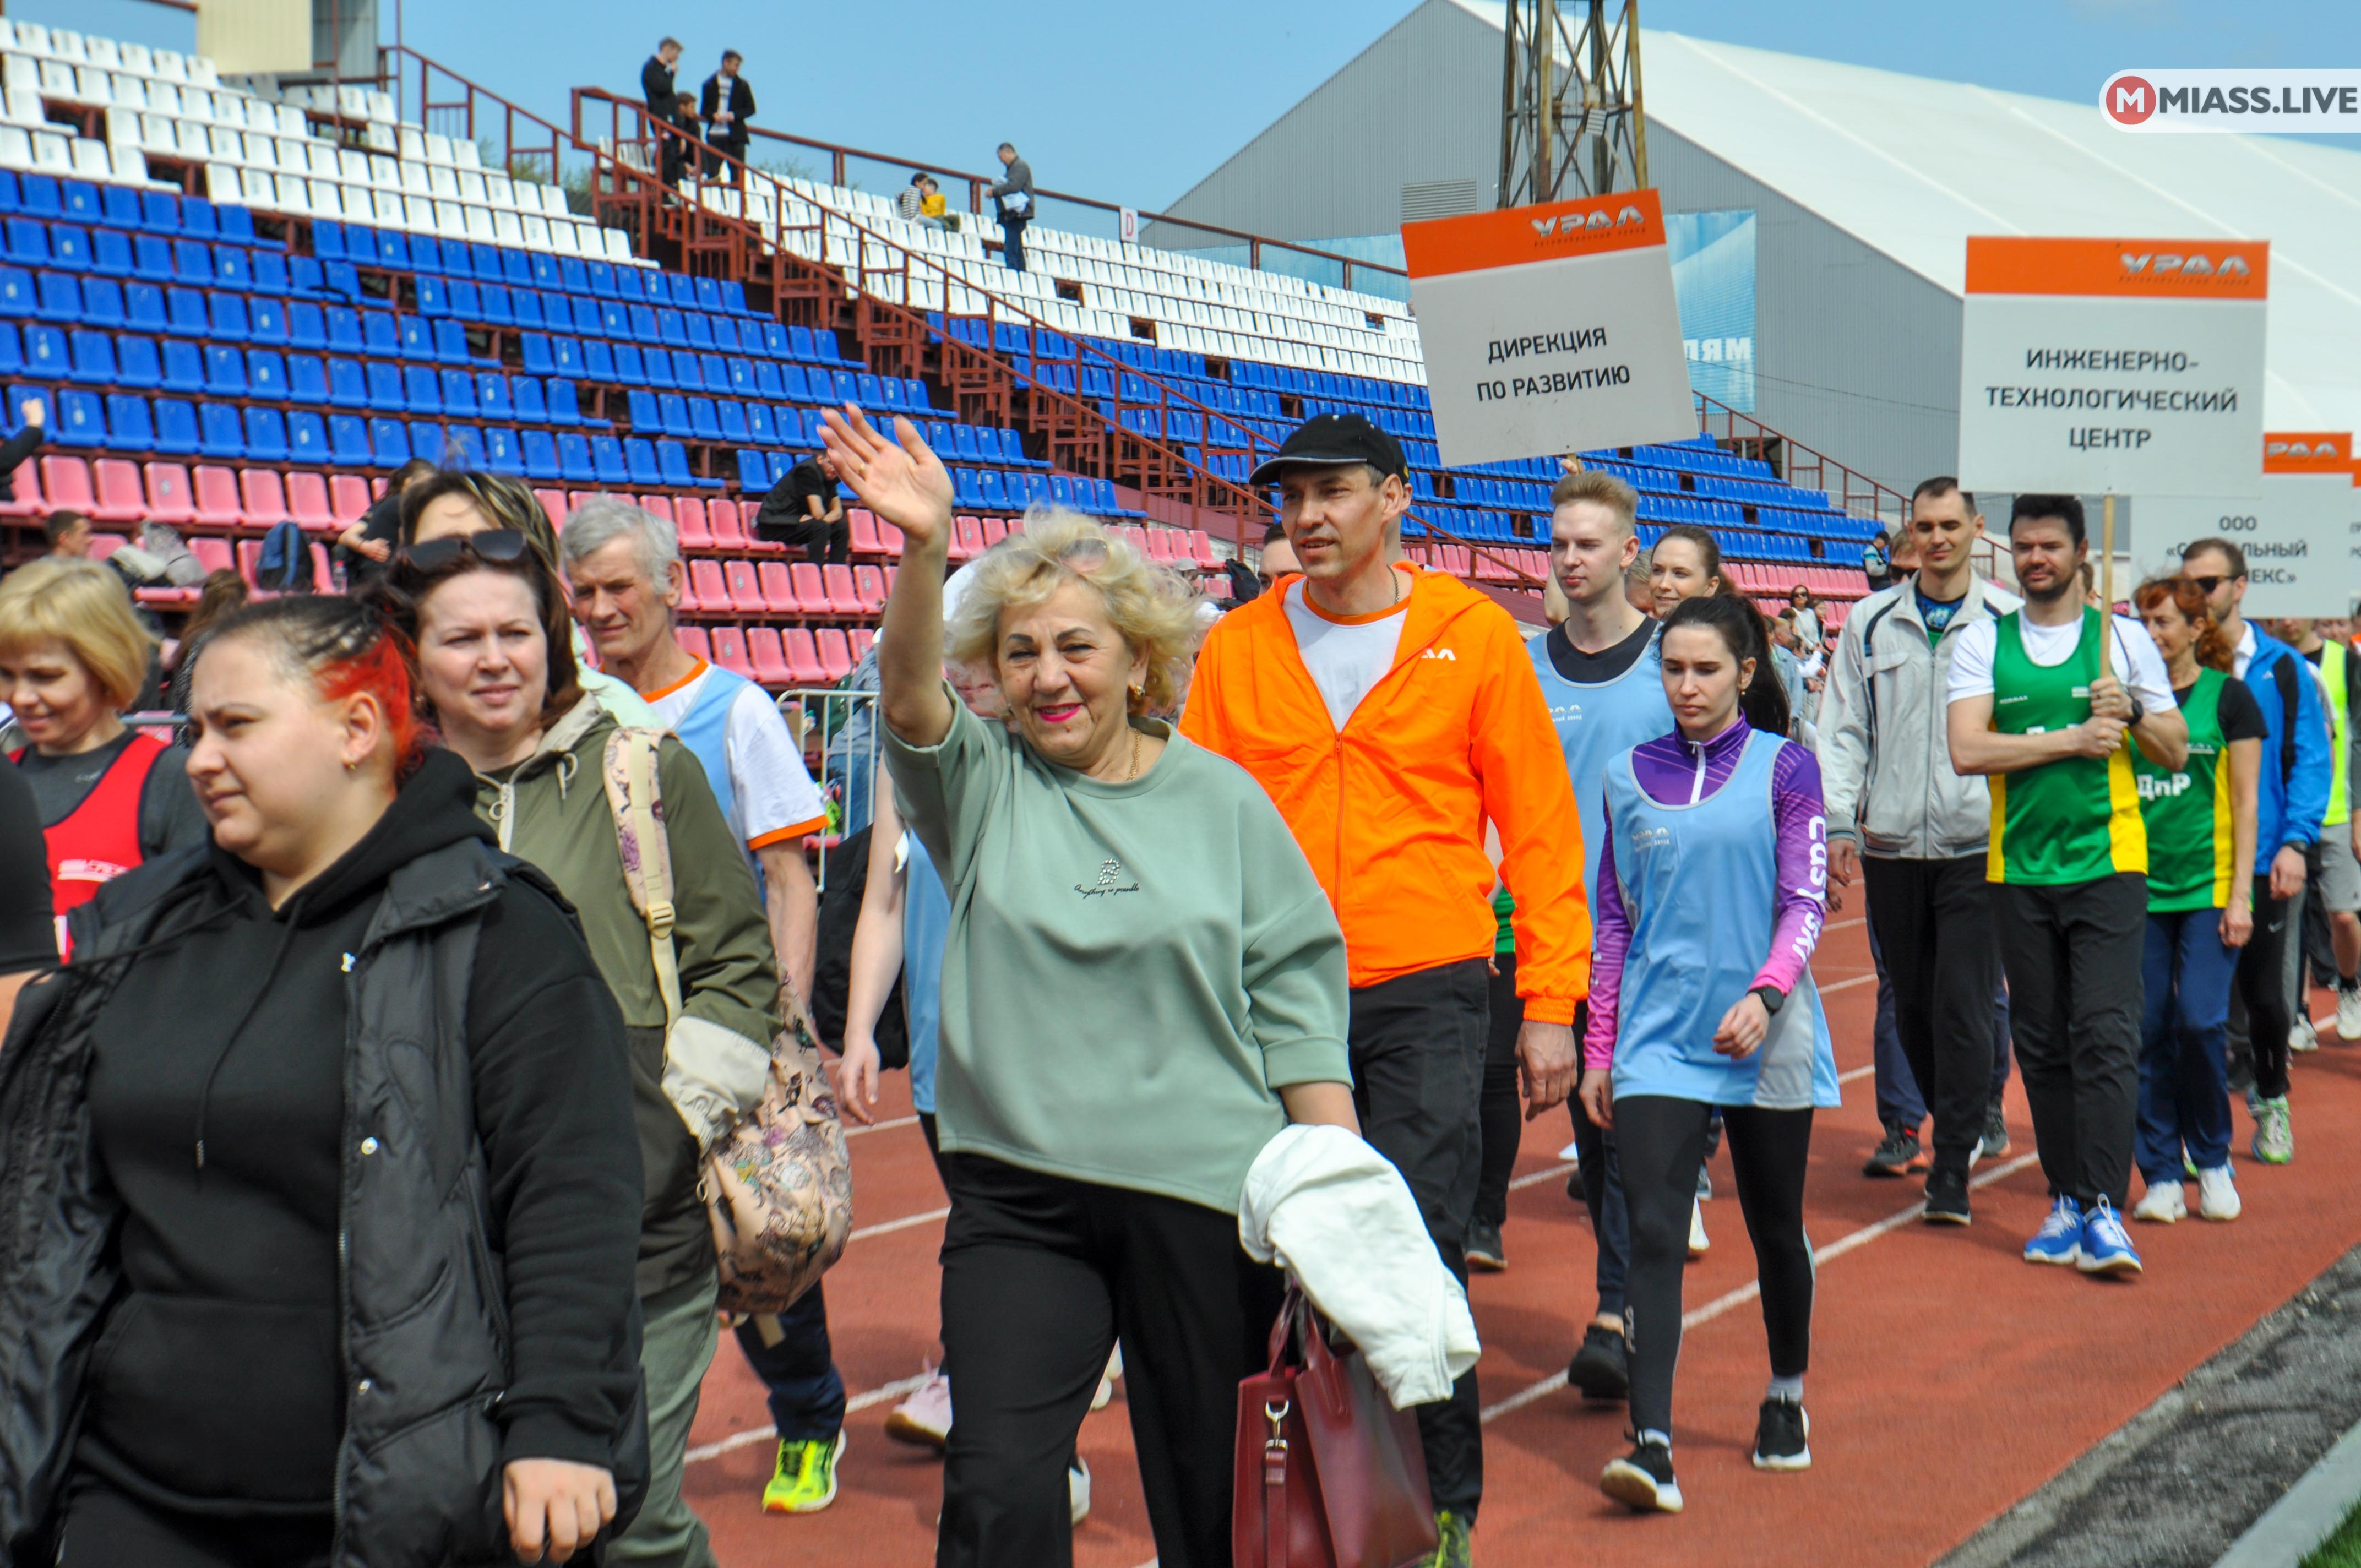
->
[1239,1125,1481,1410]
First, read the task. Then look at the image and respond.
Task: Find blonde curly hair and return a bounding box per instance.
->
[946,508,1205,715]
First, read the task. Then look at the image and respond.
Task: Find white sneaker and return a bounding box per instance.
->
[2340,986,2361,1042]
[1069,1458,1091,1525]
[2291,1017,2320,1055]
[883,1365,952,1451]
[1688,1197,1710,1257]
[2196,1163,2243,1221]
[2132,1181,2186,1223]
[1091,1344,1122,1411]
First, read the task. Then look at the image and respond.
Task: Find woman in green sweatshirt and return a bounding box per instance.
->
[825,406,1357,1568]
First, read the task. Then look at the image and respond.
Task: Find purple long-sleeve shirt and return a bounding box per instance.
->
[1583,718,1828,1071]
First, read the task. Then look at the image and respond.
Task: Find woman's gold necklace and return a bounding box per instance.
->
[1126,725,1142,780]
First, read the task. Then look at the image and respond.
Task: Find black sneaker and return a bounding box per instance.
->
[1923,1167,1971,1226]
[1863,1123,1923,1178]
[1566,1324,1629,1401]
[1981,1099,2012,1159]
[1465,1217,1506,1273]
[1600,1438,1682,1512]
[1750,1398,1811,1471]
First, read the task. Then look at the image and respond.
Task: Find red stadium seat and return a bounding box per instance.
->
[780,629,826,684]
[710,501,753,552]
[144,463,195,525]
[875,518,905,556]
[746,627,793,688]
[638,495,674,523]
[88,532,129,560]
[38,456,97,518]
[814,628,853,682]
[948,515,984,562]
[852,565,886,613]
[676,624,711,662]
[686,558,728,612]
[286,472,336,531]
[723,559,765,613]
[192,466,243,527]
[848,627,875,661]
[709,625,756,680]
[89,459,147,525]
[330,473,374,526]
[0,460,38,518]
[733,500,784,554]
[849,508,883,555]
[238,469,291,529]
[674,498,714,551]
[758,562,797,613]
[788,562,829,614]
[980,516,1009,548]
[1190,530,1219,568]
[821,564,863,615]
[189,536,233,576]
[534,489,570,529]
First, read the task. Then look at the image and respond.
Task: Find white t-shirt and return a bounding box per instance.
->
[644,660,829,850]
[1282,580,1410,731]
[1945,611,2178,715]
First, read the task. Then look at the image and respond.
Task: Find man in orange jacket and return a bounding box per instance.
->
[1184,413,1590,1564]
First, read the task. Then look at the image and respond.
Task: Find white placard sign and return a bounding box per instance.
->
[1957,236,2268,497]
[2129,434,2357,617]
[1402,188,1698,469]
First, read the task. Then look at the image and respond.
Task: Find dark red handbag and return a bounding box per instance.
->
[1233,1285,1438,1568]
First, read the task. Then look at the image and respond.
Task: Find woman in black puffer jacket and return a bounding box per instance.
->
[0,596,648,1568]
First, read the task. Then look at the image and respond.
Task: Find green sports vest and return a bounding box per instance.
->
[2324,639,2349,829]
[2133,668,2233,912]
[1985,607,2148,886]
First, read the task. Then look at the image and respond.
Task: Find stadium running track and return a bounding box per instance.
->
[683,912,2361,1567]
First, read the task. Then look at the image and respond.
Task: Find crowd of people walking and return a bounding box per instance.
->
[0,389,2354,1567]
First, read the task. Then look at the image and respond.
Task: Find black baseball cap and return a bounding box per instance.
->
[1249,413,1411,488]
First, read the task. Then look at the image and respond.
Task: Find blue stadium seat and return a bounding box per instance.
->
[203,345,246,395]
[440,368,478,416]
[543,378,579,427]
[366,361,406,412]
[682,312,712,352]
[20,324,63,377]
[55,389,103,445]
[410,421,449,464]
[213,246,251,292]
[557,432,597,483]
[453,279,491,323]
[709,318,741,355]
[716,401,748,443]
[951,468,983,509]
[159,337,204,394]
[208,293,250,342]
[287,354,328,404]
[655,392,691,437]
[370,417,411,467]
[773,405,807,444]
[361,311,400,358]
[620,436,657,487]
[329,413,372,466]
[373,230,411,270]
[115,334,160,390]
[626,389,660,433]
[746,402,776,444]
[127,235,170,283]
[324,357,366,408]
[416,276,449,317]
[34,271,79,323]
[397,315,433,361]
[432,319,471,367]
[66,329,113,384]
[17,176,57,217]
[403,365,443,415]
[670,350,703,390]
[642,349,677,390]
[312,219,346,260]
[608,342,646,385]
[520,428,561,481]
[977,471,1008,509]
[519,333,555,375]
[476,372,513,419]
[512,375,549,424]
[737,450,770,491]
[92,228,132,277]
[170,238,215,283]
[251,251,289,296]
[290,302,328,351]
[248,295,288,346]
[724,356,755,396]
[51,225,95,271]
[105,394,153,451]
[323,259,363,300]
[751,361,785,400]
[687,396,721,441]
[287,410,327,464]
[581,260,614,298]
[247,351,287,400]
[0,266,30,319]
[197,401,244,458]
[483,426,523,476]
[152,397,198,455]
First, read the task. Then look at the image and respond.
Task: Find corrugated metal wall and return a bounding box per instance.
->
[1150,0,1966,496]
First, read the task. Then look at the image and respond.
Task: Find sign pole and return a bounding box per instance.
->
[2100,492,2117,681]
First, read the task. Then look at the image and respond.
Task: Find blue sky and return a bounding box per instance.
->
[37,0,2361,219]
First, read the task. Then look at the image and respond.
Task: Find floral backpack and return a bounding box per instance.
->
[602,727,853,1313]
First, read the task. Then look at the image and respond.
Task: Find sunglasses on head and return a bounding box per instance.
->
[394,528,531,578]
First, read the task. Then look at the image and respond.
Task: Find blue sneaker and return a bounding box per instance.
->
[2077,1196,2142,1276]
[2024,1195,2082,1265]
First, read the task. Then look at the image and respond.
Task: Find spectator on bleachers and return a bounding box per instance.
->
[1864,529,1895,594]
[989,142,1035,273]
[919,175,958,231]
[641,35,683,117]
[384,527,780,1568]
[166,569,251,715]
[395,471,661,729]
[897,172,929,221]
[43,510,94,560]
[661,91,704,190]
[336,457,439,580]
[0,593,649,1568]
[755,450,851,565]
[0,396,45,511]
[0,558,206,939]
[700,50,754,178]
[1788,585,1823,650]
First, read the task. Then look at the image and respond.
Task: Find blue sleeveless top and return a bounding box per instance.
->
[1602,729,1840,1109]
[1527,625,1672,902]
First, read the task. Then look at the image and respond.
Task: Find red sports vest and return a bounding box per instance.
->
[12,733,166,946]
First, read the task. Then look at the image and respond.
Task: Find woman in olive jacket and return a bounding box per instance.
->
[0,596,648,1568]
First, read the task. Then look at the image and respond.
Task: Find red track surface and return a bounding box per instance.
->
[684,915,2360,1567]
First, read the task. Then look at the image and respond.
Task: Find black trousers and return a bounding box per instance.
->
[60,1476,332,1567]
[937,1154,1282,1568]
[1472,953,1525,1229]
[2234,874,2297,1100]
[1000,214,1030,272]
[1566,998,1631,1317]
[770,515,850,566]
[1348,958,1488,1520]
[1995,874,2146,1208]
[703,134,746,178]
[1615,1098,1815,1439]
[1862,854,2003,1177]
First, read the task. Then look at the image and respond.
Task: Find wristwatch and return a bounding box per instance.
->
[1750,984,1787,1015]
[2125,695,2146,726]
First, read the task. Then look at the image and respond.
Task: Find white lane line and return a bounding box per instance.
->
[850,1206,950,1243]
[1509,1161,1576,1192]
[686,1373,935,1464]
[1478,1150,2043,1423]
[1827,916,1866,931]
[1819,973,1876,994]
[1839,1063,1873,1084]
[845,1114,920,1139]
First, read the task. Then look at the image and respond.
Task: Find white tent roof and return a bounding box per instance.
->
[1454,2,2361,431]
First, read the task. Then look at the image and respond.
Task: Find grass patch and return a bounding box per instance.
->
[2303,1495,2361,1568]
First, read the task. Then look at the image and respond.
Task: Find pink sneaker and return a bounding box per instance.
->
[884,1366,952,1452]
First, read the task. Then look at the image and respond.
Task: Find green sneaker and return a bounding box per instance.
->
[2251,1096,2293,1165]
[762,1430,846,1514]
[1427,1509,1473,1567]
